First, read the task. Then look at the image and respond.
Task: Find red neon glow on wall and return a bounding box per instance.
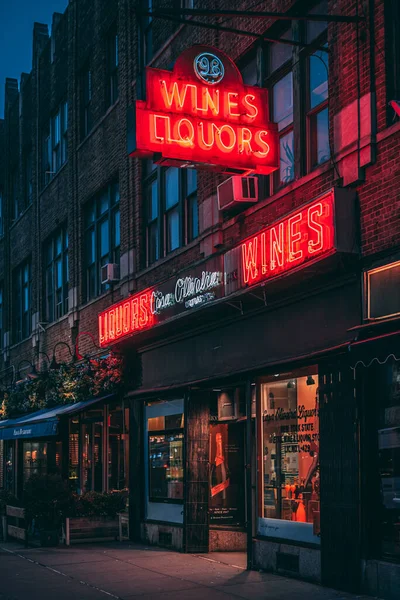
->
[240,192,335,287]
[98,289,156,347]
[131,45,279,174]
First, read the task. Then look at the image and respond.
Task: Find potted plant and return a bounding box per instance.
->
[23,474,73,547]
[65,491,126,545]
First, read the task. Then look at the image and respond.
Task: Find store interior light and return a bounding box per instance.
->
[306,375,316,386]
[287,380,296,389]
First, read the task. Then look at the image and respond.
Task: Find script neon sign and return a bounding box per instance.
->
[239,192,335,287]
[131,45,279,174]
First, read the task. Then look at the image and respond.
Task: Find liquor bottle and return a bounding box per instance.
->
[210,432,230,500]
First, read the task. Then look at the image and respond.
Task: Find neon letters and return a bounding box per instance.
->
[131,45,279,174]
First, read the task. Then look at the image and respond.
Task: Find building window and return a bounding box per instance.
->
[24,149,33,207]
[143,0,153,64]
[84,182,120,301]
[144,163,199,266]
[108,403,129,491]
[81,67,93,138]
[365,260,400,320]
[82,408,104,492]
[107,27,119,106]
[11,167,19,221]
[307,48,329,169]
[13,258,31,343]
[41,102,67,187]
[148,409,184,502]
[259,370,320,544]
[44,226,69,323]
[23,442,48,484]
[0,285,3,350]
[0,188,4,236]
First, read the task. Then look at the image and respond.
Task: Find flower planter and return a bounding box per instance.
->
[65,516,119,545]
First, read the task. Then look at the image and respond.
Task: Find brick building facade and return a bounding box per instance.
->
[0,1,400,598]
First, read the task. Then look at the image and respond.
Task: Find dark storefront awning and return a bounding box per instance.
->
[348,321,400,369]
[0,394,115,441]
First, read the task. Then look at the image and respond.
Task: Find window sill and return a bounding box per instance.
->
[39,161,68,198]
[221,160,333,234]
[77,99,120,151]
[9,204,33,231]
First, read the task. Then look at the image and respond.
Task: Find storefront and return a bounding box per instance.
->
[0,395,129,498]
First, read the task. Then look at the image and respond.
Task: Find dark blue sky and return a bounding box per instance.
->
[0,0,68,118]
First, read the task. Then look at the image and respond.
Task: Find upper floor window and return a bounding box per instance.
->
[44,226,69,323]
[144,163,198,267]
[264,1,328,194]
[81,67,93,139]
[24,149,33,207]
[0,188,3,236]
[13,258,31,343]
[41,101,68,187]
[84,182,120,301]
[106,27,119,106]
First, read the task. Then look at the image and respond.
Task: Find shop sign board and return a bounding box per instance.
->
[98,189,357,347]
[130,45,279,175]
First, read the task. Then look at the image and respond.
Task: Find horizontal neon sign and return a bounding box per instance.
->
[131,45,279,175]
[236,192,335,288]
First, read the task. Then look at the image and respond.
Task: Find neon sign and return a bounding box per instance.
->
[224,192,336,291]
[130,45,279,174]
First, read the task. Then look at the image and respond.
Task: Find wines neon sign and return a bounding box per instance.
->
[130,45,279,174]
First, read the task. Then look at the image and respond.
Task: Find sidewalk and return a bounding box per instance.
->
[0,541,380,600]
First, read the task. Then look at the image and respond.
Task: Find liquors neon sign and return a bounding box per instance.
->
[131,45,279,174]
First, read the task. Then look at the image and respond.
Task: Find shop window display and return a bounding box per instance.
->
[260,372,320,538]
[108,403,129,491]
[148,412,184,502]
[23,442,48,483]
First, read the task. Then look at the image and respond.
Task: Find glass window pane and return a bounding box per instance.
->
[149,432,184,501]
[86,229,95,264]
[241,55,257,86]
[310,107,330,167]
[270,31,293,73]
[56,257,62,288]
[99,192,109,215]
[55,232,62,255]
[279,130,295,186]
[100,219,109,258]
[148,222,159,264]
[85,202,95,226]
[112,183,120,204]
[114,209,120,248]
[310,50,328,109]
[63,102,68,132]
[147,179,158,221]
[188,194,198,242]
[187,169,197,195]
[167,207,180,253]
[307,1,328,43]
[165,168,179,209]
[273,72,293,131]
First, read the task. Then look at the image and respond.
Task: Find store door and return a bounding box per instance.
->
[209,422,246,529]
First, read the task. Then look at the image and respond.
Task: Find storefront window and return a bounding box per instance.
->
[148,412,184,502]
[23,442,48,483]
[376,361,400,559]
[69,418,80,491]
[5,441,14,491]
[82,409,104,492]
[108,403,129,491]
[259,371,320,542]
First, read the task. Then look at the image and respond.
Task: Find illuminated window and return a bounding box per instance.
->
[44,226,69,322]
[106,26,119,106]
[260,371,320,541]
[148,411,184,502]
[23,442,48,483]
[144,162,198,266]
[13,258,31,343]
[81,66,93,138]
[84,182,120,301]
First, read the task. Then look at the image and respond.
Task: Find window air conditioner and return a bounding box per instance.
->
[217,176,258,212]
[101,263,120,285]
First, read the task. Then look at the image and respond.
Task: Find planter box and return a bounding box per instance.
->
[65,517,119,545]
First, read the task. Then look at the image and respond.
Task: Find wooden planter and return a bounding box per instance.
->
[64,516,119,545]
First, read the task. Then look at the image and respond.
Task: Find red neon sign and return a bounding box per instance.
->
[238,192,335,287]
[131,45,279,174]
[99,289,155,347]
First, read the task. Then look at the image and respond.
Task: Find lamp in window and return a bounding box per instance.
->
[287,380,296,389]
[306,375,316,386]
[50,341,74,369]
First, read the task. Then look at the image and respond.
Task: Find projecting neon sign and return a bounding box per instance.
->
[130,45,279,174]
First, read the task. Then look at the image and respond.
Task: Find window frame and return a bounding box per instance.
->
[84,182,120,302]
[148,428,184,504]
[106,26,119,107]
[44,225,69,323]
[13,258,31,344]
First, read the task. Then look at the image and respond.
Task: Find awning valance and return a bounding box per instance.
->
[0,393,115,440]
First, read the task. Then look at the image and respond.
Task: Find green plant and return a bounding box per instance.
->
[23,474,73,529]
[70,491,126,519]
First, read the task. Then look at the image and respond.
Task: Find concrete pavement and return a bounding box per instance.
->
[0,541,380,600]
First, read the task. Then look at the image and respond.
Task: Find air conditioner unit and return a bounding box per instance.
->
[217,176,258,212]
[101,263,120,284]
